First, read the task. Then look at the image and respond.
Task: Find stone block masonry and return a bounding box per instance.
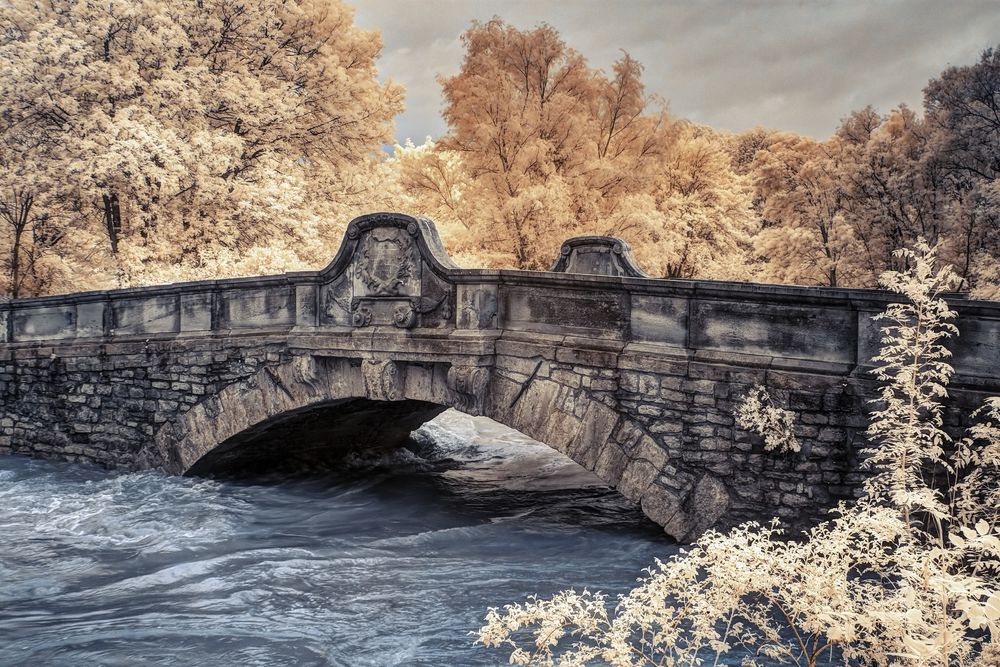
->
[2,213,998,541]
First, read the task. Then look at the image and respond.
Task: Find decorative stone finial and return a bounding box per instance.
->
[550,236,650,278]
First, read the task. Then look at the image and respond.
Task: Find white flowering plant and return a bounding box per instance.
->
[735,385,801,454]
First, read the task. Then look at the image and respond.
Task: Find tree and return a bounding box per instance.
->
[0,182,73,299]
[391,138,478,264]
[924,46,1000,294]
[831,102,999,294]
[834,106,948,285]
[433,19,597,269]
[925,47,1000,185]
[626,124,759,279]
[736,45,1000,295]
[403,19,758,275]
[0,0,403,294]
[748,99,997,292]
[750,132,857,287]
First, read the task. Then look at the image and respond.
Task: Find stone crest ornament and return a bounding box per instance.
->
[351,303,373,327]
[392,303,416,328]
[357,229,414,297]
[317,213,459,329]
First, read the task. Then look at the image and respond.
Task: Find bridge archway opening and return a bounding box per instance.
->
[180,400,654,535]
[183,398,448,477]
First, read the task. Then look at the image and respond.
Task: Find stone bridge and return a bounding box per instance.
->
[2,213,998,540]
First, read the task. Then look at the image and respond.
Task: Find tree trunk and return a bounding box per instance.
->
[2,189,31,298]
[103,192,121,254]
[10,222,22,298]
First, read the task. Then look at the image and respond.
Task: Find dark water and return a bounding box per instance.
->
[0,411,675,666]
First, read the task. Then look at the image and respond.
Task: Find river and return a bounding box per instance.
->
[0,410,677,666]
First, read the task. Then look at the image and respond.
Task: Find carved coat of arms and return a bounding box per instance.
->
[319,216,453,329]
[357,229,414,296]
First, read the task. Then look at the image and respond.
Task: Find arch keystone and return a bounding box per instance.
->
[361,359,404,401]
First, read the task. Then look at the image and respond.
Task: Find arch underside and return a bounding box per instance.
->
[183,398,447,476]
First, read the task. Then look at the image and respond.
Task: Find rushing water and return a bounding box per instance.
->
[0,410,676,666]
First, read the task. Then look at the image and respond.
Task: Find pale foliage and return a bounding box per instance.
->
[476,242,1000,666]
[952,398,1000,530]
[433,19,597,270]
[625,126,760,281]
[389,137,480,267]
[5,11,999,300]
[863,240,960,525]
[392,20,758,276]
[924,46,1000,297]
[748,84,1000,294]
[735,385,801,454]
[751,132,859,288]
[969,253,1000,301]
[0,0,402,295]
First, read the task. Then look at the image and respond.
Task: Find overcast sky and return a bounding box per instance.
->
[351,0,1000,143]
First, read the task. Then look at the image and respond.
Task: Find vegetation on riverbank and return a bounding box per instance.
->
[476,243,1000,666]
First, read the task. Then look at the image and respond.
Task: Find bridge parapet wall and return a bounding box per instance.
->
[3,215,997,386]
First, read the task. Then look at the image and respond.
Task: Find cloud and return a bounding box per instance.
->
[351,0,1000,141]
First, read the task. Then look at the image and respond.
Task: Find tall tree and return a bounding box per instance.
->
[835,106,951,284]
[925,46,1000,184]
[392,138,478,263]
[748,94,999,292]
[624,124,759,279]
[402,19,757,276]
[434,19,595,268]
[751,132,855,287]
[924,46,1000,293]
[0,0,402,294]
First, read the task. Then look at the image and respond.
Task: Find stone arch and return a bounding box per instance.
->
[150,354,621,480]
[484,365,729,541]
[150,354,613,479]
[151,355,456,475]
[149,353,727,540]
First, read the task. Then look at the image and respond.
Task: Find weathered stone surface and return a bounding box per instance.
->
[2,212,999,541]
[688,475,731,536]
[550,236,649,278]
[631,295,688,346]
